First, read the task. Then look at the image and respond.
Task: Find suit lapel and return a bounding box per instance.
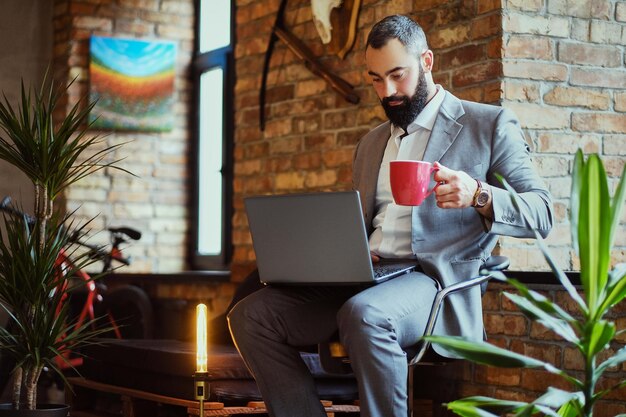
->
[353,122,390,231]
[422,92,465,163]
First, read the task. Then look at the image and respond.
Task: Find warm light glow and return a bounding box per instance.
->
[196,303,208,373]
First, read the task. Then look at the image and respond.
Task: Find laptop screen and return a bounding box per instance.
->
[244,191,378,284]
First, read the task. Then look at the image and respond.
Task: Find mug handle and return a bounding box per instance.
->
[426,166,441,197]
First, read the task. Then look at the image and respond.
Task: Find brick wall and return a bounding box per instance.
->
[498,0,626,272]
[232,0,626,280]
[232,0,506,280]
[52,0,194,273]
[53,0,626,279]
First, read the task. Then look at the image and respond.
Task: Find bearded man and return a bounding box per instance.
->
[228,14,553,417]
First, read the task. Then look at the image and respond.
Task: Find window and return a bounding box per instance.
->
[191,0,234,269]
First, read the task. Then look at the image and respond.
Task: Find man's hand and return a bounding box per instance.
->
[432,161,478,209]
[371,253,380,263]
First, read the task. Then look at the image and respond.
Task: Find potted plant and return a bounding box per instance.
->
[426,149,626,416]
[0,73,127,414]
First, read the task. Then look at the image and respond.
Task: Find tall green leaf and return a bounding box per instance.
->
[534,388,583,412]
[578,155,611,317]
[504,278,576,323]
[557,400,584,417]
[595,164,626,314]
[595,344,626,377]
[584,320,615,359]
[505,292,579,344]
[570,150,584,256]
[598,264,626,313]
[425,336,556,370]
[608,152,626,251]
[446,397,524,417]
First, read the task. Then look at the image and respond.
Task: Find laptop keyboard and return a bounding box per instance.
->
[373,262,416,278]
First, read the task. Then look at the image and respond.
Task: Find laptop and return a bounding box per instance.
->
[244,191,418,285]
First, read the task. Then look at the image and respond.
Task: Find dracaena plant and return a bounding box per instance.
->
[0,72,128,410]
[426,150,626,417]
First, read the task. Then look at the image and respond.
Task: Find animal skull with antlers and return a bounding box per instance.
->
[311,0,343,44]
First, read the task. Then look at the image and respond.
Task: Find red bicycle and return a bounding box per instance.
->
[0,196,153,378]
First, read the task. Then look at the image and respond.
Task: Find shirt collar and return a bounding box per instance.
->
[389,85,446,138]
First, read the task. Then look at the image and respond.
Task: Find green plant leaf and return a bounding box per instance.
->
[425,335,553,369]
[608,163,626,257]
[594,378,626,403]
[504,278,576,323]
[534,388,583,411]
[607,263,626,288]
[505,292,578,343]
[526,405,562,417]
[557,399,583,417]
[596,344,626,377]
[585,320,615,359]
[578,154,611,317]
[596,183,626,312]
[570,150,584,256]
[597,242,626,315]
[498,175,587,313]
[0,75,130,202]
[445,396,523,417]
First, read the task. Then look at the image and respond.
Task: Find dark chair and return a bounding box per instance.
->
[319,255,510,417]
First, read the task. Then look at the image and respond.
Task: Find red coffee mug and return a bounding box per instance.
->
[389,160,440,206]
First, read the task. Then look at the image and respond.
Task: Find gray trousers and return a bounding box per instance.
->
[227,271,438,417]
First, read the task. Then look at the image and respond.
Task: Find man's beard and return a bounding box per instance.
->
[381,68,429,131]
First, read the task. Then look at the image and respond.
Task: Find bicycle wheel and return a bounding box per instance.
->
[104,285,154,339]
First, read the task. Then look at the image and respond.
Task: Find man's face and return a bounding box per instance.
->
[366,38,431,129]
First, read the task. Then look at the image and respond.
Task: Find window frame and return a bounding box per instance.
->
[189,0,235,270]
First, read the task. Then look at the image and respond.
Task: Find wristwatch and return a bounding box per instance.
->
[472,179,490,208]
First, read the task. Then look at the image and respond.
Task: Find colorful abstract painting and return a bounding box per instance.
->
[89,36,177,132]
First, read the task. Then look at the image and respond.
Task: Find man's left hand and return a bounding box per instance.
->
[432,161,477,209]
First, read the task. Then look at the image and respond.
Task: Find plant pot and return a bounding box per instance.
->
[0,404,69,416]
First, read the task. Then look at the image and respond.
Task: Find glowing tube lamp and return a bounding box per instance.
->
[196,303,208,373]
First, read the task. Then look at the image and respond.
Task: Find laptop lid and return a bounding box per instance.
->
[244,191,416,285]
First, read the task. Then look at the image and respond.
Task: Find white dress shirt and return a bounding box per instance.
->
[369,86,446,258]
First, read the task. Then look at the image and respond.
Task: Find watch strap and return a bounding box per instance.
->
[471,179,482,207]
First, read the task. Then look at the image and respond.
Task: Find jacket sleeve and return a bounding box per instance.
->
[482,108,554,238]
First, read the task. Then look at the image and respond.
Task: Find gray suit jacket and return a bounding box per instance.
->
[352,91,553,353]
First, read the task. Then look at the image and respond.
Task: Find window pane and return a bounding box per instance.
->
[198,68,223,255]
[200,0,230,52]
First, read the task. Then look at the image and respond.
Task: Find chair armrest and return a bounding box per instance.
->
[408,255,509,366]
[482,255,510,272]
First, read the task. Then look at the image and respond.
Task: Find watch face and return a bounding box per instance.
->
[476,190,489,207]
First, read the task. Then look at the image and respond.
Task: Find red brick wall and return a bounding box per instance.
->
[232,0,505,279]
[232,0,626,279]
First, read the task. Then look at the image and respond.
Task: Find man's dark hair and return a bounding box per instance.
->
[366,15,428,58]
